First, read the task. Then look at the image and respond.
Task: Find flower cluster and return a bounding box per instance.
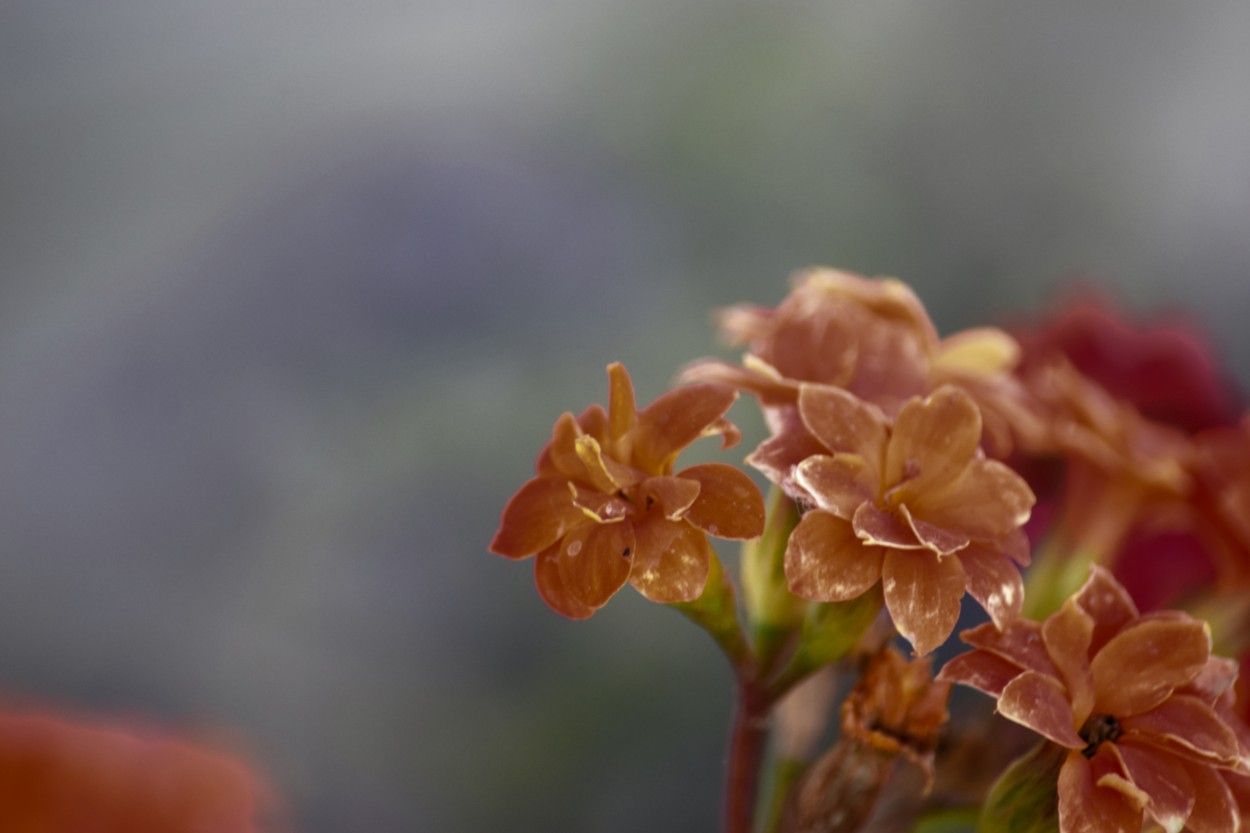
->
[491,268,1250,833]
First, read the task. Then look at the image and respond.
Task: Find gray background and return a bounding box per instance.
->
[2,2,1248,830]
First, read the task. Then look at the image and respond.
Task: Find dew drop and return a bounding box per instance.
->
[567,540,583,556]
[707,524,719,535]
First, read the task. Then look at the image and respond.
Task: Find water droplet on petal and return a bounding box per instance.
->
[567,540,582,556]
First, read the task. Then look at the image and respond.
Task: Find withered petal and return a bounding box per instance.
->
[1112,740,1194,833]
[678,463,765,540]
[936,648,1025,697]
[534,547,597,620]
[853,503,926,550]
[1091,618,1211,717]
[1042,598,1096,726]
[629,518,711,603]
[1121,695,1242,766]
[555,522,635,609]
[796,383,889,460]
[1058,751,1144,833]
[958,543,1024,629]
[998,670,1086,749]
[881,548,965,656]
[490,477,588,559]
[884,386,982,502]
[634,384,738,474]
[795,454,878,519]
[784,510,884,602]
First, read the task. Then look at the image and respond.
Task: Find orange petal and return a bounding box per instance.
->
[899,504,971,555]
[932,327,1021,375]
[1073,565,1140,655]
[534,546,596,619]
[555,522,635,609]
[538,412,588,479]
[961,619,1059,679]
[629,518,711,603]
[936,649,1024,697]
[1120,695,1241,765]
[490,477,587,558]
[903,459,1035,544]
[957,543,1024,629]
[746,413,828,490]
[797,384,889,461]
[678,463,765,540]
[884,386,982,503]
[677,358,798,406]
[795,454,878,519]
[1042,599,1096,726]
[1180,759,1240,833]
[634,384,738,474]
[606,363,637,445]
[998,671,1085,749]
[784,510,884,602]
[853,504,926,549]
[640,476,701,520]
[1091,618,1211,717]
[881,548,966,656]
[1058,751,1144,833]
[1113,741,1194,833]
[569,483,631,523]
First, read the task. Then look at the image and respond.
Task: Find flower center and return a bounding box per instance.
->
[1078,714,1122,758]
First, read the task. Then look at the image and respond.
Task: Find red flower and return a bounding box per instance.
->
[0,707,274,833]
[939,567,1250,833]
[491,363,766,619]
[776,385,1034,655]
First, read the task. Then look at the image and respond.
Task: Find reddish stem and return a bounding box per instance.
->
[724,680,771,833]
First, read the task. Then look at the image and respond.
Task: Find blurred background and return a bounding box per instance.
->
[2,1,1248,830]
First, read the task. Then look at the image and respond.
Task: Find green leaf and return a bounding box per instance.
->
[978,742,1065,833]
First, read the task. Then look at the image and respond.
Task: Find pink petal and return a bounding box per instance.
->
[1120,695,1241,765]
[1058,751,1144,833]
[555,522,635,609]
[1042,599,1096,727]
[1090,618,1211,717]
[784,510,883,602]
[1178,656,1240,704]
[853,503,926,549]
[634,384,738,473]
[1073,565,1139,655]
[958,543,1024,629]
[884,386,983,502]
[746,415,828,492]
[1113,740,1194,833]
[881,548,966,656]
[490,477,588,559]
[899,504,971,555]
[796,384,889,461]
[998,671,1085,749]
[961,619,1059,678]
[936,649,1025,697]
[629,518,711,603]
[795,454,878,519]
[1183,761,1241,833]
[678,463,765,540]
[533,546,597,620]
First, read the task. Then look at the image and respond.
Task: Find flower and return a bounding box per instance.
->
[938,566,1250,833]
[777,384,1035,655]
[682,268,1040,458]
[490,363,766,619]
[0,706,274,832]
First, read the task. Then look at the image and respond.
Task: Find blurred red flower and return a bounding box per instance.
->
[939,567,1250,833]
[0,706,275,833]
[490,363,765,618]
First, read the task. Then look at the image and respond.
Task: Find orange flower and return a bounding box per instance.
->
[682,268,1039,457]
[777,384,1035,655]
[0,707,275,833]
[491,363,766,619]
[939,566,1250,833]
